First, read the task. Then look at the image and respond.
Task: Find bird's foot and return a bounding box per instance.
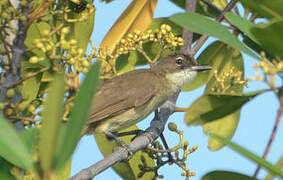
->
[105,131,133,159]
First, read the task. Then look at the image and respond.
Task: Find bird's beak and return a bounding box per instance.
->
[191,65,212,72]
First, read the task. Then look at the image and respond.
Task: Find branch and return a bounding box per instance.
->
[70,1,237,180]
[181,0,197,54]
[0,0,30,130]
[191,1,237,56]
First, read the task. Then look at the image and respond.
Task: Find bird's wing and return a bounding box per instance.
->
[87,69,159,124]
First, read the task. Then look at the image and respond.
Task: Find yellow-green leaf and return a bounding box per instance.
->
[264,155,283,180]
[204,110,240,151]
[0,117,33,170]
[54,62,101,170]
[210,0,227,10]
[39,74,65,172]
[54,159,72,180]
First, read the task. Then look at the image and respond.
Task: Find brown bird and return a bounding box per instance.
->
[86,53,211,135]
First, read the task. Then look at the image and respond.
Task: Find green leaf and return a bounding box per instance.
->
[242,36,271,59]
[20,128,38,154]
[202,170,256,180]
[185,90,265,125]
[95,125,156,180]
[0,158,16,180]
[210,133,283,177]
[183,41,227,91]
[251,20,283,59]
[237,0,283,20]
[54,62,101,170]
[39,73,65,172]
[116,54,135,74]
[41,71,54,82]
[225,12,258,43]
[0,117,33,169]
[19,60,42,111]
[169,13,260,60]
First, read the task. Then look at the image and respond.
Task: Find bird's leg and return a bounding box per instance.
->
[116,130,144,137]
[154,109,173,162]
[105,131,133,158]
[115,129,145,142]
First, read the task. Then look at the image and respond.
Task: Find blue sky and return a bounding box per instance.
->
[71,1,283,179]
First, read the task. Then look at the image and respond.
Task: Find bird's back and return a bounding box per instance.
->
[87,69,162,126]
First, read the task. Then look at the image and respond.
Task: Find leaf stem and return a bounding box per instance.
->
[11,66,50,87]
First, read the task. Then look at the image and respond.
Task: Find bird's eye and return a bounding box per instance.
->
[176,57,184,65]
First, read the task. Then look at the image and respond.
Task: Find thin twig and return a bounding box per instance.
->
[11,66,50,87]
[27,1,55,29]
[9,116,40,122]
[253,87,283,177]
[137,48,153,63]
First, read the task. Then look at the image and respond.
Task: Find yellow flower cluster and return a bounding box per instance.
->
[211,67,248,94]
[249,52,283,88]
[0,0,27,22]
[98,24,184,77]
[29,27,91,74]
[253,60,283,76]
[116,24,184,56]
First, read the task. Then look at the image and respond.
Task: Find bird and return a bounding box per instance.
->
[86,52,211,135]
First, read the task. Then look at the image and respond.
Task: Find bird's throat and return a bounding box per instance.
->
[165,69,197,90]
